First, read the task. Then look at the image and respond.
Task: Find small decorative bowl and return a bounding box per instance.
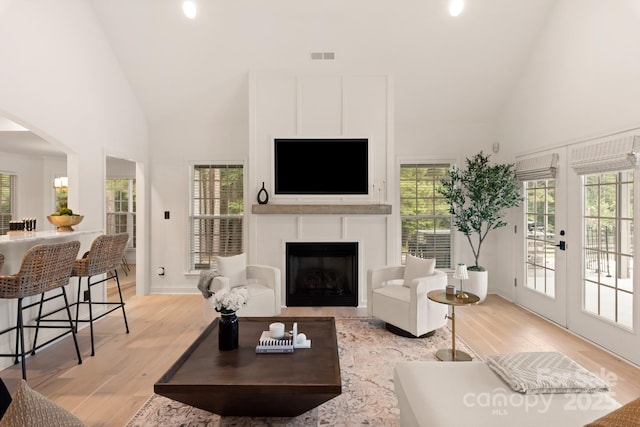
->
[47,215,84,232]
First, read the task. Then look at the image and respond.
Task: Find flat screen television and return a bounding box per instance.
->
[274,138,368,195]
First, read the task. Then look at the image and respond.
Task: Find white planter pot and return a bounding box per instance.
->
[466,269,488,303]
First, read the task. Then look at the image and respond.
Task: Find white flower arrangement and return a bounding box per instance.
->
[210,287,249,314]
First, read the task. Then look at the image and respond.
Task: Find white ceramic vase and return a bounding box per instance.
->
[465,269,488,303]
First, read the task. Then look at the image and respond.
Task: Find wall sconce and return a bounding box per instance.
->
[453,263,469,299]
[53,177,68,190]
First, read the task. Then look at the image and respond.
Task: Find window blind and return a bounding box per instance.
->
[571,135,640,175]
[515,153,558,181]
[190,164,244,270]
[399,163,452,269]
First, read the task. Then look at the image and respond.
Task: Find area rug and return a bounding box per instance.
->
[127,317,477,426]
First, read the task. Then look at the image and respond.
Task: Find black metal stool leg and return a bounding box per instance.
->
[31,293,46,355]
[113,270,129,334]
[61,287,82,365]
[87,277,95,356]
[17,299,27,380]
[74,276,82,333]
[13,299,20,366]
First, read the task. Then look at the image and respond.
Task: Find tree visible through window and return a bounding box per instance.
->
[525,179,556,297]
[190,164,243,271]
[0,173,15,235]
[400,163,452,268]
[583,171,633,328]
[106,178,136,248]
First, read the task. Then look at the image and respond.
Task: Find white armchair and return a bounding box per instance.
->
[202,253,282,317]
[368,255,448,338]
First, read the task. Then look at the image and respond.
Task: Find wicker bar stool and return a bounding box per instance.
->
[72,233,130,356]
[0,241,82,380]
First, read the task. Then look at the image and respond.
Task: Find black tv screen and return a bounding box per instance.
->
[274,138,368,195]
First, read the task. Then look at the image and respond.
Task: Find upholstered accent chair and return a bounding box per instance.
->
[368,254,448,337]
[208,253,281,317]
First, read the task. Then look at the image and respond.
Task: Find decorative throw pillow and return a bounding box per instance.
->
[0,379,11,419]
[486,351,609,394]
[216,253,247,287]
[402,254,436,287]
[585,398,640,427]
[0,380,86,427]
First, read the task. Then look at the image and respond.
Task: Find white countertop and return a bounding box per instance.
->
[0,229,103,244]
[0,229,103,275]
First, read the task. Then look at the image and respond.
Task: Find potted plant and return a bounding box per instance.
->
[439,152,522,302]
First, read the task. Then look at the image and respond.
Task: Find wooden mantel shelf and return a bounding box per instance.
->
[251,204,392,215]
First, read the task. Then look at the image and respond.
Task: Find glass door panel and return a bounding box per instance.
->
[516,148,567,326]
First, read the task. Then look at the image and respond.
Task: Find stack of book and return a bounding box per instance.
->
[255,331,294,353]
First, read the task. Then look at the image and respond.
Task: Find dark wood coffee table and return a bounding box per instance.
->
[154,316,341,417]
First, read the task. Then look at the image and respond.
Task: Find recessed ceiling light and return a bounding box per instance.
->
[449,0,464,17]
[183,1,197,19]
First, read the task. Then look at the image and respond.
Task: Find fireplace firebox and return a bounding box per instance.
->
[286,242,358,307]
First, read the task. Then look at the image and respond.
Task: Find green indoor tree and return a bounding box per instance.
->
[439,152,522,270]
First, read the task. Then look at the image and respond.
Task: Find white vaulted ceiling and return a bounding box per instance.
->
[88,0,556,124]
[0,1,556,156]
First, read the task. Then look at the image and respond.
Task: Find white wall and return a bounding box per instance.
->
[106,157,136,179]
[141,76,506,298]
[499,0,640,151]
[0,0,149,290]
[147,72,397,301]
[494,0,640,299]
[147,77,249,292]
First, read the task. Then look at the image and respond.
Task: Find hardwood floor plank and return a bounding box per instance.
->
[0,280,637,425]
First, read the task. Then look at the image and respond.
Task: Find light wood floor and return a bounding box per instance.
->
[0,279,638,426]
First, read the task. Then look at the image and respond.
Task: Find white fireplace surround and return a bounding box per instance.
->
[250,212,391,308]
[248,73,395,309]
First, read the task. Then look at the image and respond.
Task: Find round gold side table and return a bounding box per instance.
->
[427,290,480,361]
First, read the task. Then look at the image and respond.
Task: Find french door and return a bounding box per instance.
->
[566,149,637,365]
[515,147,567,327]
[516,137,639,366]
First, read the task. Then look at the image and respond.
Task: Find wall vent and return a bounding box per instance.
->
[310,52,335,60]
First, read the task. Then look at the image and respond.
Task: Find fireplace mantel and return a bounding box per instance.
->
[251,204,391,215]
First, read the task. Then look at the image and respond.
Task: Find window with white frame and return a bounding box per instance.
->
[583,171,633,328]
[400,163,452,268]
[524,179,557,297]
[106,178,136,248]
[190,164,244,271]
[571,136,637,329]
[516,153,559,298]
[0,173,16,235]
